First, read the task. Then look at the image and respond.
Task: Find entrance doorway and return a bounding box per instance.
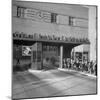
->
[31,43,59,70]
[42,45,59,70]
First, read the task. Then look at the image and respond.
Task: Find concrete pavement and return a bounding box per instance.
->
[12,69,97,99]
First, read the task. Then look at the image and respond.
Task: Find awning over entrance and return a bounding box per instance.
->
[13,31,90,70]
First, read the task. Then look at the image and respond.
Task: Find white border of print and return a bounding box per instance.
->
[0,0,99,100]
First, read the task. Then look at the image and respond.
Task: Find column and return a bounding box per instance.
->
[31,42,42,70]
[60,45,63,68]
[31,43,37,70]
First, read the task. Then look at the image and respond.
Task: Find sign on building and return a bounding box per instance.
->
[24,8,51,22]
[22,46,32,56]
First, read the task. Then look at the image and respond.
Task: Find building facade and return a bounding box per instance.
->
[72,6,97,63]
[12,0,90,70]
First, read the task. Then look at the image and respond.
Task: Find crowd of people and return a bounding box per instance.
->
[63,58,97,76]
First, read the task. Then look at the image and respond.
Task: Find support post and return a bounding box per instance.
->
[31,42,42,70]
[60,45,63,68]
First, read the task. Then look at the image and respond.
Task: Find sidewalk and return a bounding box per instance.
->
[13,68,97,99]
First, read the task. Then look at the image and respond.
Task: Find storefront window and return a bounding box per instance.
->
[75,52,82,61]
[43,45,58,52]
[83,52,88,62]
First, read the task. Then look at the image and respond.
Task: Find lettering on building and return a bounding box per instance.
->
[13,31,90,44]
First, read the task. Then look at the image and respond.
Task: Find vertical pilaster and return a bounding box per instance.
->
[88,6,97,61]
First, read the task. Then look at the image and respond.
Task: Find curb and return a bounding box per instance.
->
[28,69,43,73]
[58,68,97,78]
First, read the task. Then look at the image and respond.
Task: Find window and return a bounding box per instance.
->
[51,13,57,23]
[17,6,25,18]
[69,16,74,25]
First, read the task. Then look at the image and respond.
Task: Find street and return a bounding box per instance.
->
[12,69,97,99]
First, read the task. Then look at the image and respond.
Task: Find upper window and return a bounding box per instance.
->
[69,16,74,26]
[17,6,25,18]
[51,13,57,23]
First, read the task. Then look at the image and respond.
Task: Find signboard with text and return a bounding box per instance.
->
[13,31,90,44]
[24,8,51,22]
